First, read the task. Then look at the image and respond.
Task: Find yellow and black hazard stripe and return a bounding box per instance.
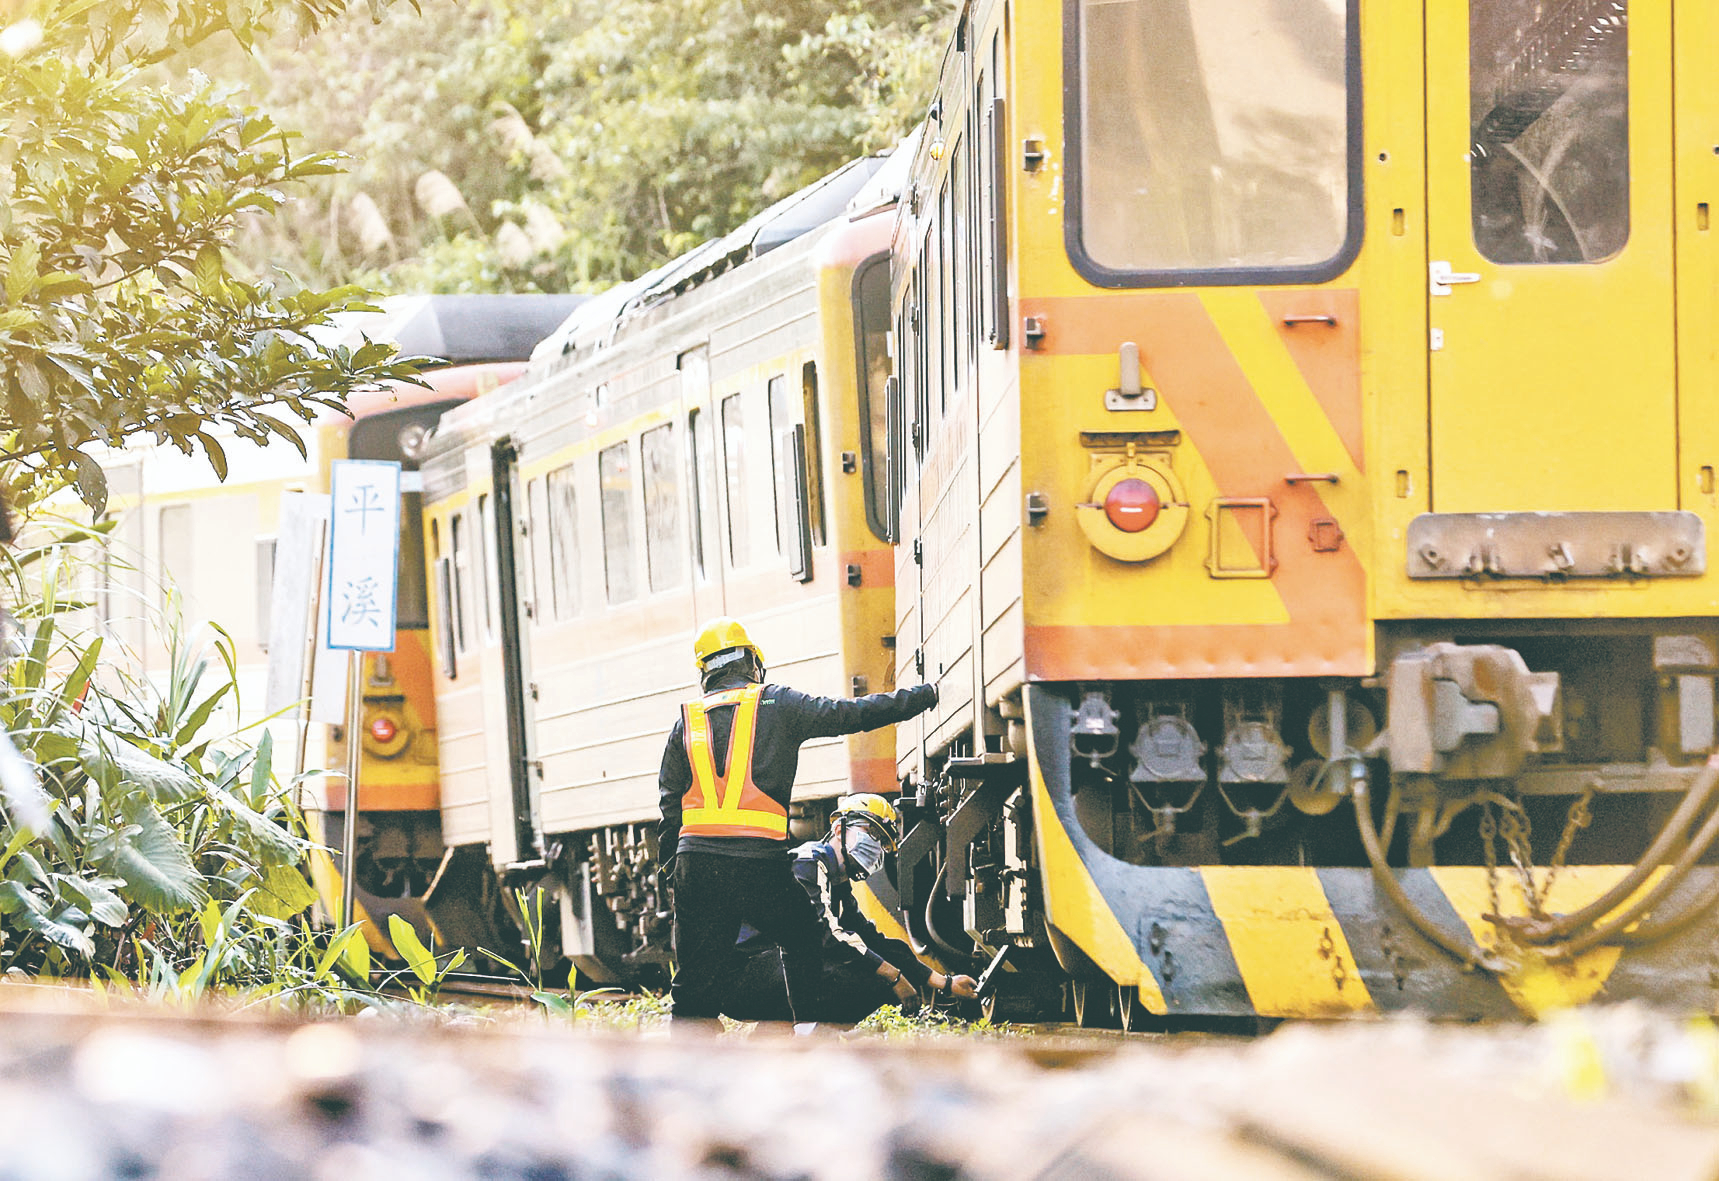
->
[1025,685,1719,1019]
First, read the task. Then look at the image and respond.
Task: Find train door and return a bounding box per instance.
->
[489,437,541,866]
[1425,1,1675,513]
[680,346,725,626]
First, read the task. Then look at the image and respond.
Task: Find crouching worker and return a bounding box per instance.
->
[724,793,979,1024]
[658,618,939,1031]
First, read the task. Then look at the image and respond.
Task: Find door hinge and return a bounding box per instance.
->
[914,648,925,677]
[912,539,923,565]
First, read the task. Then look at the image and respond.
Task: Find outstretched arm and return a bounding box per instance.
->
[776,682,937,741]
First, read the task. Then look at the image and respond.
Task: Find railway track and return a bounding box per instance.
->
[0,998,1711,1178]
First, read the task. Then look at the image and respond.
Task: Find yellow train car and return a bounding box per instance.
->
[419,157,907,981]
[888,0,1719,1023]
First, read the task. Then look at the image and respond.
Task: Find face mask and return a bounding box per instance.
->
[843,830,885,878]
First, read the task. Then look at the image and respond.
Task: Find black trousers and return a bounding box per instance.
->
[671,851,824,1023]
[724,948,898,1024]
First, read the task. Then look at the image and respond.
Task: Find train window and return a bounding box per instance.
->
[688,408,718,580]
[431,519,456,678]
[546,463,580,619]
[767,374,792,554]
[915,239,931,453]
[396,488,428,629]
[475,493,495,642]
[721,393,750,567]
[1069,0,1358,282]
[800,362,826,546]
[599,441,640,603]
[525,477,546,623]
[853,256,894,543]
[1470,1,1628,265]
[951,140,968,390]
[641,423,685,592]
[449,511,470,654]
[158,504,191,613]
[984,33,1009,348]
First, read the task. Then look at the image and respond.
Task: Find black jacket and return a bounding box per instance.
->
[656,673,935,866]
[734,839,933,989]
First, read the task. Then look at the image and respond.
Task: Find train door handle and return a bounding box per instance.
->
[1429,260,1482,296]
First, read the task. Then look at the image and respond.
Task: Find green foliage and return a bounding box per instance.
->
[233,0,956,292]
[0,0,424,514]
[386,912,466,1003]
[849,1004,1020,1039]
[0,529,362,1009]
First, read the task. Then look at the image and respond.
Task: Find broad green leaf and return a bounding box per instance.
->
[250,860,317,920]
[80,730,201,803]
[96,798,205,913]
[62,876,128,927]
[198,898,222,948]
[532,990,571,1015]
[388,912,436,985]
[339,927,371,981]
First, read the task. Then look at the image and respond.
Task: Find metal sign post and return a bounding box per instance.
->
[324,460,402,932]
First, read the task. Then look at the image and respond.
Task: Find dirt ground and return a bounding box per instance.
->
[3,997,1719,1179]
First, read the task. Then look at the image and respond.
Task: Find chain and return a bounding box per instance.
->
[1495,797,1544,917]
[1540,785,1596,904]
[1480,800,1504,926]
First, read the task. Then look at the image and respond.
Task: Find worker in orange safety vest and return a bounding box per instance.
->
[657,617,937,1029]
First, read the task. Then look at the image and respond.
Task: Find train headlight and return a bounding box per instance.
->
[1076,455,1189,562]
[362,711,410,758]
[1104,478,1160,533]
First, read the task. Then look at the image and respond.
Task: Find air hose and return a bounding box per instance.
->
[1508,753,1719,945]
[1541,764,1719,959]
[1351,767,1508,974]
[923,858,971,964]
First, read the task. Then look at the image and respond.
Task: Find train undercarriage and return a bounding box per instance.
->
[414,621,1719,1023]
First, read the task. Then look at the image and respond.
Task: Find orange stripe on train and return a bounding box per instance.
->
[1019,291,1368,679]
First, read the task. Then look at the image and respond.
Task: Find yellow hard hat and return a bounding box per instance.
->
[693,617,764,672]
[833,793,901,851]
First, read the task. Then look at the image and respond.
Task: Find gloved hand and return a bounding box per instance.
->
[920,682,939,708]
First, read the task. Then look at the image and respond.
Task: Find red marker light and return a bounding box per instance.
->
[1104,478,1161,533]
[369,716,398,744]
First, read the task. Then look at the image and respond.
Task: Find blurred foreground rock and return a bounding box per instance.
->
[0,996,1717,1179]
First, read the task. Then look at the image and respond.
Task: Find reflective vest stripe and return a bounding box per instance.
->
[679,684,787,839]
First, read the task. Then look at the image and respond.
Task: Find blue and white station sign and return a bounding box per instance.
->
[325,459,402,652]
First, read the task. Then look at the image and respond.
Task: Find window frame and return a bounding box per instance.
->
[720,391,751,568]
[1061,0,1364,289]
[641,420,687,593]
[852,253,895,543]
[598,439,640,605]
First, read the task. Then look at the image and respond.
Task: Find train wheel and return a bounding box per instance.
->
[1116,984,1143,1033]
[1070,980,1118,1029]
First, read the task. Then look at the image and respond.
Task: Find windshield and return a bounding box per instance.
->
[1071,0,1353,280]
